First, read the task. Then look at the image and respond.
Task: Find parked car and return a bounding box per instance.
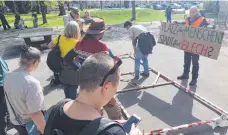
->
[161,3,168,10]
[153,3,162,10]
[169,3,182,9]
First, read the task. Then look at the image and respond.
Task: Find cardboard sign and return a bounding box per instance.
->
[158,22,224,60]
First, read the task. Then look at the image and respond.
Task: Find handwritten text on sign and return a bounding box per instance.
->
[157,22,224,60]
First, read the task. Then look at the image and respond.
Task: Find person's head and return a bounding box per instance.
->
[124,21,132,30]
[84,10,90,18]
[78,53,122,106]
[189,6,200,19]
[20,46,41,72]
[83,18,107,40]
[71,7,80,20]
[64,21,81,39]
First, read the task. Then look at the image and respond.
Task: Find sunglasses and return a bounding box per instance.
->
[99,56,122,86]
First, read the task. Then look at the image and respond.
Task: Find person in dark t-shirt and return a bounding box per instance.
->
[49,53,126,135]
[64,18,121,120]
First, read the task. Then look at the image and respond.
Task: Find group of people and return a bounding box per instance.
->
[0,5,208,135]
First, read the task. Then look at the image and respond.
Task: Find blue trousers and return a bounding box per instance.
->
[135,48,149,76]
[25,113,48,135]
[63,84,78,100]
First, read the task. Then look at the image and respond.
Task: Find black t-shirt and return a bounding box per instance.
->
[51,103,126,135]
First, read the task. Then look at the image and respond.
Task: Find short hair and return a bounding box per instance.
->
[71,7,79,15]
[78,53,119,91]
[20,46,41,67]
[190,6,200,16]
[124,21,132,28]
[64,21,81,39]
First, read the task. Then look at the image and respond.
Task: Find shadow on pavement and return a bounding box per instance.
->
[2,45,22,60]
[43,84,63,96]
[116,77,148,108]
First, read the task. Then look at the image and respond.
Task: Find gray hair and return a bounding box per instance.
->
[64,21,80,39]
[78,53,119,92]
[190,6,200,16]
[20,46,41,67]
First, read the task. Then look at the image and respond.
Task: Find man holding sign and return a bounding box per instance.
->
[176,6,208,85]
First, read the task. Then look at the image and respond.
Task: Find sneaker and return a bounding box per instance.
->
[189,79,197,85]
[177,74,189,80]
[140,72,150,77]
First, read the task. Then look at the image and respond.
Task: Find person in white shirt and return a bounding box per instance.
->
[124,21,156,80]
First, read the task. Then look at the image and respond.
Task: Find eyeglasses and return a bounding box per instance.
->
[99,57,122,86]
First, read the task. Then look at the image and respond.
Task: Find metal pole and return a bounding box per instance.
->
[149,118,216,135]
[116,82,173,94]
[128,55,228,116]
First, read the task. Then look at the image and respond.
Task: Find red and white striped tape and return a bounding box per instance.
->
[149,118,217,135]
[126,55,228,116]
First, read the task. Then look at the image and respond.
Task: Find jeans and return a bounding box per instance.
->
[183,51,200,79]
[0,86,7,135]
[25,113,48,135]
[166,15,172,23]
[63,84,78,100]
[135,48,149,77]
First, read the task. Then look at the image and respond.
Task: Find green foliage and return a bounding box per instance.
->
[4,9,184,27]
[0,1,4,7]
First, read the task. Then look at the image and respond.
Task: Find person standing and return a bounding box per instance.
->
[48,21,81,99]
[63,7,84,32]
[0,10,11,30]
[0,57,9,135]
[177,6,208,85]
[165,6,172,23]
[4,47,46,135]
[124,21,156,80]
[64,18,122,120]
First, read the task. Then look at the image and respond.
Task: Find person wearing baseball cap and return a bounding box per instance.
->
[63,7,84,29]
[63,17,121,120]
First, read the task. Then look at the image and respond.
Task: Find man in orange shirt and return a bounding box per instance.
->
[177,6,208,85]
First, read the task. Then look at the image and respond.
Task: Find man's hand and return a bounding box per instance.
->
[108,97,116,105]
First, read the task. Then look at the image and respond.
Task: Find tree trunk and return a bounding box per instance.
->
[58,5,66,16]
[36,1,41,14]
[40,1,47,24]
[131,1,136,21]
[12,1,17,13]
[124,1,130,8]
[79,1,83,11]
[67,2,70,11]
[100,1,103,9]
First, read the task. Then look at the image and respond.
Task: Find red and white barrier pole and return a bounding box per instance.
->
[127,55,228,116]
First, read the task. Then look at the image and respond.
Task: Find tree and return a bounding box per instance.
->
[124,1,130,8]
[5,1,17,13]
[100,1,103,9]
[58,1,66,16]
[40,1,47,24]
[131,0,136,21]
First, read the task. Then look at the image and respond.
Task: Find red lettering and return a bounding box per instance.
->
[201,45,208,56]
[181,40,189,51]
[196,44,202,54]
[191,42,197,54]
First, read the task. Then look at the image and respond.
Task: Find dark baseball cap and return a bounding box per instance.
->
[71,7,79,15]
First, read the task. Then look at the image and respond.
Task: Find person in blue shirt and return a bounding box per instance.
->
[0,56,9,135]
[165,6,172,23]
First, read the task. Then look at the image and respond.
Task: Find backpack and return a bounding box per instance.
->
[47,35,62,73]
[137,32,156,55]
[44,99,124,135]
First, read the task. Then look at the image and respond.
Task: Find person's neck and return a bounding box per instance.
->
[18,66,32,73]
[75,91,102,111]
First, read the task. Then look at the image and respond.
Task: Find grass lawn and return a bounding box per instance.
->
[5,9,184,28]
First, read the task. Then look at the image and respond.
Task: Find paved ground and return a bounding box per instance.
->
[1,22,228,135]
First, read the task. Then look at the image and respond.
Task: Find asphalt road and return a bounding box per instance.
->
[2,22,228,135]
